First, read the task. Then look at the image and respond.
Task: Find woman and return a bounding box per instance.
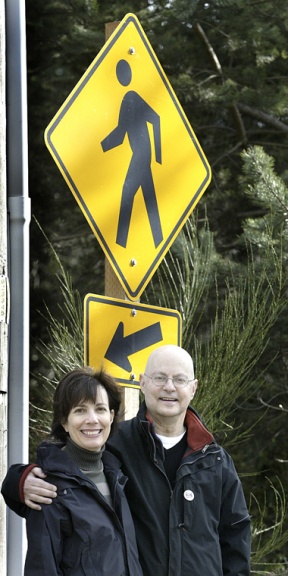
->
[23,367,143,576]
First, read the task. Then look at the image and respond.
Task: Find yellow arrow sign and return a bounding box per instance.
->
[84,295,182,388]
[45,13,211,300]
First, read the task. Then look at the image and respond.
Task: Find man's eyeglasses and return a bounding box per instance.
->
[144,373,194,388]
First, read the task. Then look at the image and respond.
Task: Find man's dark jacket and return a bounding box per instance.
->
[2,442,143,576]
[107,403,251,576]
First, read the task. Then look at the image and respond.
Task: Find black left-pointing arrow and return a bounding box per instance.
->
[104,321,163,372]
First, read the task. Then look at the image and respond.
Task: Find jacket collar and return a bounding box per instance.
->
[36,440,123,476]
[138,402,214,453]
[184,409,214,452]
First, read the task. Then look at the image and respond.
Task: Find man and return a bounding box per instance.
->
[2,345,251,575]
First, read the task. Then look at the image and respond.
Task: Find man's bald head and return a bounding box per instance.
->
[145,345,195,379]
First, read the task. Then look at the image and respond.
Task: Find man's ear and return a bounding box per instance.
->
[139,373,145,393]
[192,379,198,398]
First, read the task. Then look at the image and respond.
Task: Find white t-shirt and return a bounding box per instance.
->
[156,430,186,450]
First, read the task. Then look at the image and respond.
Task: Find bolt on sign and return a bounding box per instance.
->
[45,13,211,301]
[84,295,182,388]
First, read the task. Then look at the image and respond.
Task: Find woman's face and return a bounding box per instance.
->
[63,385,114,451]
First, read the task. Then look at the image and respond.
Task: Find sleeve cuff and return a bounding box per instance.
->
[19,464,38,502]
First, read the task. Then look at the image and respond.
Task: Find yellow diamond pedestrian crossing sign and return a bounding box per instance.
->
[45,13,211,301]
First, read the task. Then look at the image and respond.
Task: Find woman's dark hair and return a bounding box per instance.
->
[51,367,123,442]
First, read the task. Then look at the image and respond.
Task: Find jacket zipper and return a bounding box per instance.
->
[177,445,222,473]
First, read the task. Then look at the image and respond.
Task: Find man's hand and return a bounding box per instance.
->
[24,467,57,510]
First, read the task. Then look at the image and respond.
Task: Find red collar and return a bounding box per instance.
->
[184,409,213,451]
[145,408,213,452]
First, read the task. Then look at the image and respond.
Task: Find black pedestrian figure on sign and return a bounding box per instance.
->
[101,59,163,248]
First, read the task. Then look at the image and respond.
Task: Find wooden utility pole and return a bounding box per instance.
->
[0,0,8,574]
[104,22,139,419]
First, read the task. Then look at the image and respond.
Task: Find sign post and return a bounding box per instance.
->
[102,20,139,417]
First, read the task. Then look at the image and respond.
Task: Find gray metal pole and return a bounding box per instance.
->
[5,0,30,573]
[0,1,8,575]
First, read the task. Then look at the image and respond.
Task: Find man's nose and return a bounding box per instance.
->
[163,377,176,390]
